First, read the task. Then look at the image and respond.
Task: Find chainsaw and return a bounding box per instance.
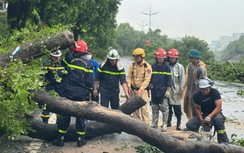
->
[198,121,216,142]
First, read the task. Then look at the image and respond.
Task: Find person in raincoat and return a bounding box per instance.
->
[167,48,185,130]
[181,49,207,120]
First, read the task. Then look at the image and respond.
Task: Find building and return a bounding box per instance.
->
[0,0,8,11]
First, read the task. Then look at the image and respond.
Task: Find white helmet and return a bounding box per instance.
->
[107,49,119,60]
[51,50,62,57]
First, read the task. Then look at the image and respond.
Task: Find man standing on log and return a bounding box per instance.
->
[167,48,185,130]
[150,48,171,132]
[186,77,229,143]
[127,48,152,125]
[93,48,130,109]
[40,50,64,124]
[181,49,207,120]
[54,40,93,147]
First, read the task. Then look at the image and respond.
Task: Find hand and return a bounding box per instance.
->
[137,89,142,97]
[202,116,211,125]
[180,88,185,98]
[93,89,99,97]
[164,90,170,98]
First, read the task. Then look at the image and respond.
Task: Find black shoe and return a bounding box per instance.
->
[53,135,64,147]
[77,137,86,147]
[167,123,171,127]
[53,137,64,147]
[176,126,181,131]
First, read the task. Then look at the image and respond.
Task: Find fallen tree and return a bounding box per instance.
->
[31,90,244,153]
[0,30,74,66]
[27,95,146,141]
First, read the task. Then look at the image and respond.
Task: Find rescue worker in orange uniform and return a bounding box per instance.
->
[127,48,152,125]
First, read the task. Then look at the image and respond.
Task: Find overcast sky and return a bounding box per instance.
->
[116,0,244,44]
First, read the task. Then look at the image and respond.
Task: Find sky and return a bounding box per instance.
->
[116,0,244,44]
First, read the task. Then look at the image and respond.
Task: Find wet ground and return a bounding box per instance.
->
[1,57,244,153]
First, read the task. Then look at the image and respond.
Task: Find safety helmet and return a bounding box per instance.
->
[107,49,120,60]
[73,40,88,53]
[167,48,179,58]
[155,48,167,58]
[133,48,145,58]
[51,50,62,57]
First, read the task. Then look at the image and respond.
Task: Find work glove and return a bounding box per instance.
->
[164,90,170,98]
[202,116,211,125]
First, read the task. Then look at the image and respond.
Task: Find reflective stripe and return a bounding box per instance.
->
[152,71,171,75]
[63,59,93,73]
[217,129,226,134]
[98,68,125,75]
[42,66,64,70]
[58,129,67,134]
[77,131,86,136]
[40,114,50,118]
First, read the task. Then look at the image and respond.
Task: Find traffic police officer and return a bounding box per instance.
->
[127,48,152,125]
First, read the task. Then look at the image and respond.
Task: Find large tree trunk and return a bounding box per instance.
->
[0,30,74,67]
[31,91,244,153]
[27,94,146,141]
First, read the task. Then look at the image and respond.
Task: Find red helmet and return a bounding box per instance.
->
[167,48,179,58]
[73,40,88,53]
[155,48,167,58]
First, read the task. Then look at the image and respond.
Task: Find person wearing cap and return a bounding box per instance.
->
[86,48,100,102]
[186,77,229,143]
[181,49,207,120]
[54,40,93,147]
[93,48,130,109]
[40,50,64,124]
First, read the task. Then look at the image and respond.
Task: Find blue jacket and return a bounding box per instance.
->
[59,53,93,101]
[90,59,99,79]
[42,58,64,92]
[150,62,172,99]
[95,60,126,94]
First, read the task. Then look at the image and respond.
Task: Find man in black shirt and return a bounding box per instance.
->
[186,77,229,143]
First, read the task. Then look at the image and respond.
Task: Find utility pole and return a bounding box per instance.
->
[137,20,148,32]
[142,7,159,31]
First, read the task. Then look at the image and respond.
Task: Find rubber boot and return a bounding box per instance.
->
[217,133,229,143]
[176,115,181,130]
[150,104,159,128]
[42,117,49,124]
[53,133,65,147]
[77,136,86,147]
[167,112,172,127]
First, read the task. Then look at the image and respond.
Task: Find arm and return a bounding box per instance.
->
[122,83,130,99]
[194,103,203,121]
[207,99,222,118]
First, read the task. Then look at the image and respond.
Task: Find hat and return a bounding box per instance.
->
[51,50,62,57]
[187,49,201,59]
[198,78,212,88]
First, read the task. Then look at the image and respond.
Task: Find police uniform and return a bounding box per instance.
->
[95,60,126,109]
[127,60,152,125]
[58,52,93,139]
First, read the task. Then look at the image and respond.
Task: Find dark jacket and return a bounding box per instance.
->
[42,58,64,92]
[95,60,126,94]
[59,53,93,101]
[150,62,172,100]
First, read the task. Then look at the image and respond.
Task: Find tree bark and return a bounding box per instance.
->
[27,93,146,141]
[31,91,244,153]
[0,30,75,67]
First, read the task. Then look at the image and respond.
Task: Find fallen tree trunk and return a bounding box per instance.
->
[31,91,244,153]
[27,94,146,141]
[0,30,74,66]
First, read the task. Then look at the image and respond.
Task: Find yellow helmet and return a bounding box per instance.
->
[133,48,145,58]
